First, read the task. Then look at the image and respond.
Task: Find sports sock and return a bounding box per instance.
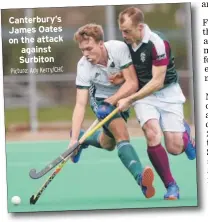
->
[82,130,102,148]
[117,140,143,181]
[147,144,175,188]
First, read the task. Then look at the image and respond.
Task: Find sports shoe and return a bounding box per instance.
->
[70,129,88,163]
[164,182,180,200]
[138,167,155,199]
[184,121,196,160]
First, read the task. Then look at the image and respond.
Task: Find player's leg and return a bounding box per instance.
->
[70,98,117,163]
[164,122,196,160]
[108,116,155,199]
[161,103,196,160]
[159,103,195,200]
[133,101,178,199]
[93,99,146,183]
[157,82,195,159]
[70,128,116,163]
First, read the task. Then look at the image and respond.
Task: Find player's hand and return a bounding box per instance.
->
[68,139,78,148]
[117,97,132,111]
[68,138,80,157]
[104,96,117,106]
[108,72,125,85]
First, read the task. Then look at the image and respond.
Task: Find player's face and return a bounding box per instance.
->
[119,18,143,44]
[79,38,104,65]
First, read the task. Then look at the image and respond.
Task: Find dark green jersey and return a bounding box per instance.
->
[126,25,178,89]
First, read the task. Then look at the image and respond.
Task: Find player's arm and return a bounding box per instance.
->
[129,64,166,102]
[105,43,138,105]
[117,40,169,111]
[70,88,88,145]
[70,60,90,146]
[108,72,125,85]
[105,64,138,105]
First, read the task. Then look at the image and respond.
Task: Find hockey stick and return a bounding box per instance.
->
[29,119,99,179]
[29,108,119,205]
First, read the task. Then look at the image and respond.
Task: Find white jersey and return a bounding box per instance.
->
[76,40,132,98]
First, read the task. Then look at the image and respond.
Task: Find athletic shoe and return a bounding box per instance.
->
[138,166,155,198]
[164,182,180,200]
[184,121,196,160]
[70,129,88,163]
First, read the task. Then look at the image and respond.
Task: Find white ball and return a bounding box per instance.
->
[11,196,21,205]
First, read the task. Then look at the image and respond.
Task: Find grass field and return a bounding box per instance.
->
[4,101,192,128]
[6,137,198,213]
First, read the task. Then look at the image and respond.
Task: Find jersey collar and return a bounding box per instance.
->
[142,24,151,43]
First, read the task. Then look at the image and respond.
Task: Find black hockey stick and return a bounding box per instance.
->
[29,119,99,179]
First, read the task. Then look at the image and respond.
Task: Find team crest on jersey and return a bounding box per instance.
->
[95,72,100,78]
[140,52,146,62]
[110,62,115,68]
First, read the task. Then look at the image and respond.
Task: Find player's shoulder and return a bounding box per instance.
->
[105,40,128,52]
[76,56,94,80]
[77,56,92,70]
[105,40,126,47]
[148,30,170,54]
[149,30,169,47]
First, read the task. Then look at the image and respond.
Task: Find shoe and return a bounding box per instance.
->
[164,182,179,200]
[138,167,155,199]
[184,121,196,160]
[70,129,88,163]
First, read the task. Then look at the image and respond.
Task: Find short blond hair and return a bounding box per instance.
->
[118,7,144,26]
[74,23,104,43]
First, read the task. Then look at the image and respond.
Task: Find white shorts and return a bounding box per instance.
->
[132,83,186,132]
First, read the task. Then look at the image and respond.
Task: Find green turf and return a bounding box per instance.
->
[5,137,198,213]
[4,101,192,128]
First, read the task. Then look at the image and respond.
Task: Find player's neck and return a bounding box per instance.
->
[132,30,144,48]
[97,47,108,66]
[132,40,141,48]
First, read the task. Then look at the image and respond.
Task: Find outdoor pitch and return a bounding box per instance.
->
[6,137,198,213]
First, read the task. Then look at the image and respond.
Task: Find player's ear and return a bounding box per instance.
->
[138,23,144,31]
[99,40,104,48]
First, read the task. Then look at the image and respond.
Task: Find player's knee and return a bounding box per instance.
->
[143,121,161,146]
[167,148,182,155]
[165,134,184,155]
[100,139,116,151]
[108,117,130,142]
[166,142,184,155]
[102,144,116,151]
